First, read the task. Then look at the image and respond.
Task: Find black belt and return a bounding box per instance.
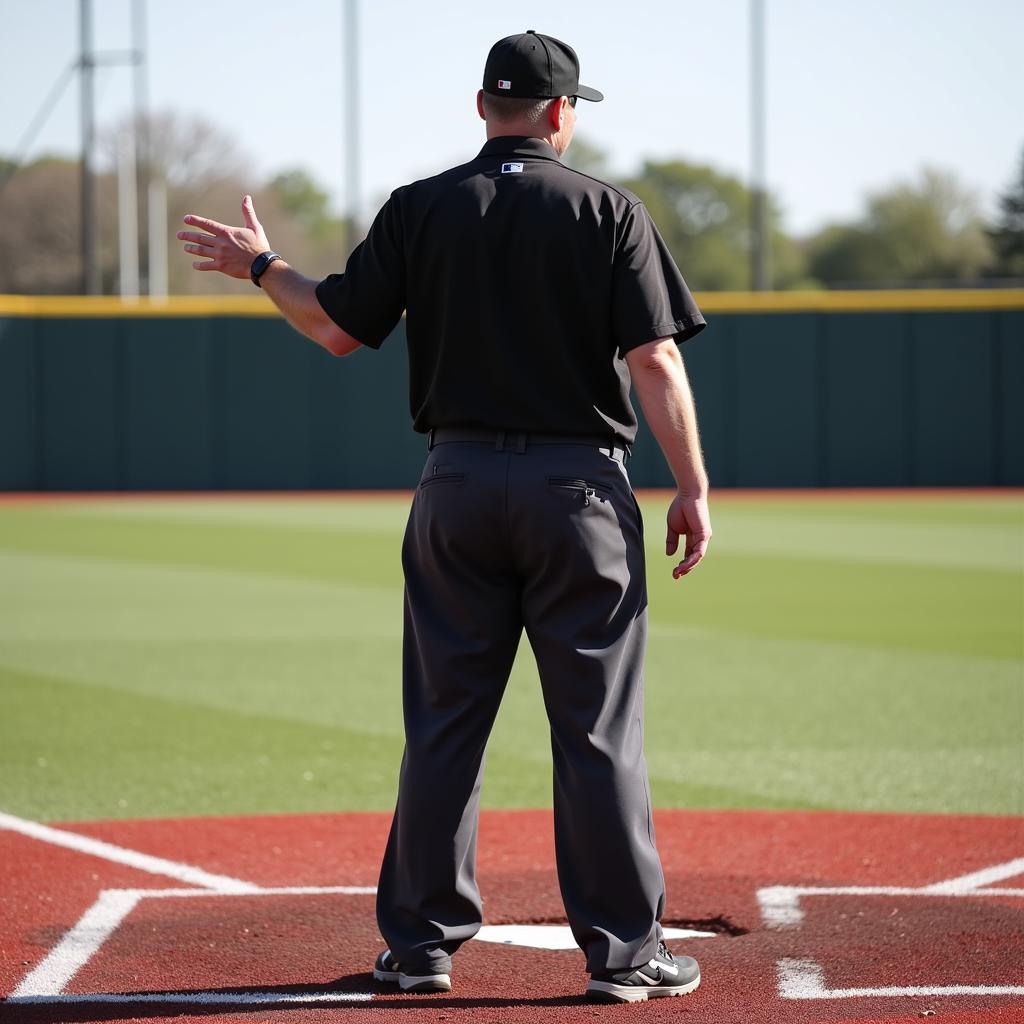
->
[427,427,630,460]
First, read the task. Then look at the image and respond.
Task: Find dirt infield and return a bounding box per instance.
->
[1,809,1022,1023]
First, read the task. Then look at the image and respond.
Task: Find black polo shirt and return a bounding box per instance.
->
[316,136,705,443]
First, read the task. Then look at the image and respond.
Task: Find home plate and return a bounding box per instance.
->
[472,925,717,950]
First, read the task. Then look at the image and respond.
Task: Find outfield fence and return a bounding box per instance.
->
[1,291,1021,490]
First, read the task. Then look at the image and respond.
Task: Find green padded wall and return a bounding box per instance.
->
[1,306,1020,490]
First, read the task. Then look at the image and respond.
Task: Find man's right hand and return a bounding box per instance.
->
[178,195,270,280]
[666,492,711,578]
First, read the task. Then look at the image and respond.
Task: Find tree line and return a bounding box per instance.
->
[1,113,1021,295]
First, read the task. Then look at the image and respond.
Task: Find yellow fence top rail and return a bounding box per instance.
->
[0,294,276,317]
[1,289,1023,318]
[695,289,1024,312]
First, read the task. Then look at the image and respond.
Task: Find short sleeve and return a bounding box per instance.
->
[611,202,706,356]
[315,191,406,349]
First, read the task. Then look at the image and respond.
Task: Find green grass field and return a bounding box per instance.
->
[1,492,1021,823]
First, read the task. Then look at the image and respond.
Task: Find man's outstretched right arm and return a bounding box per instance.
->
[178,195,362,358]
[257,260,362,357]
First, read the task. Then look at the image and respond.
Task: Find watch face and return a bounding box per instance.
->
[251,252,278,286]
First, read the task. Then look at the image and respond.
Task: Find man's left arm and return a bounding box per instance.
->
[177,195,362,357]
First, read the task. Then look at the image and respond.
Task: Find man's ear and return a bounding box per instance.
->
[476,89,487,122]
[547,96,567,131]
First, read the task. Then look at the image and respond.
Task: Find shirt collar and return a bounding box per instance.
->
[477,136,562,163]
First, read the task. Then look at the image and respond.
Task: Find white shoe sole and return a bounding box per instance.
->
[373,966,452,992]
[586,972,701,1003]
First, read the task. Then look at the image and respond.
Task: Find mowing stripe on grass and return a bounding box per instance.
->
[2,493,1019,819]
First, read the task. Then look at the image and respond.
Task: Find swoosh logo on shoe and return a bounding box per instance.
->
[650,959,679,977]
[635,971,659,985]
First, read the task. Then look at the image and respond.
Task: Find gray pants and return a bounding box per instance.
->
[376,435,666,975]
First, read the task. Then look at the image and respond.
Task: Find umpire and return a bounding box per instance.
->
[178,29,711,1005]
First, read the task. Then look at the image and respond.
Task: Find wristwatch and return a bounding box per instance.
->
[250,251,282,287]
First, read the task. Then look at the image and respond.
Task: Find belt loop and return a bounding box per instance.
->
[495,431,506,452]
[427,428,436,451]
[515,432,527,454]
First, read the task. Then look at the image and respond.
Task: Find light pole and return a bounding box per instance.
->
[343,0,361,255]
[80,0,100,294]
[79,0,146,296]
[750,0,770,291]
[132,0,149,294]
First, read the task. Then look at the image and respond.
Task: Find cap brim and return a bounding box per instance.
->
[574,84,604,102]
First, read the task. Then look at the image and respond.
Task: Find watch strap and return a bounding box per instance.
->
[250,251,282,287]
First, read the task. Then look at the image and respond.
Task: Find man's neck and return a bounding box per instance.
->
[486,125,555,144]
[485,126,567,157]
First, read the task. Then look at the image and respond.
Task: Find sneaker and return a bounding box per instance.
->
[372,949,452,993]
[586,942,701,1003]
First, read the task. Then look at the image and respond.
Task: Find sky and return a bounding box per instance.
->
[1,0,1021,236]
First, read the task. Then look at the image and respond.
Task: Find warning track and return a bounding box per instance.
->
[1,809,1022,1023]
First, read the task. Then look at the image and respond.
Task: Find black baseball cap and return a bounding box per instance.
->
[482,30,604,103]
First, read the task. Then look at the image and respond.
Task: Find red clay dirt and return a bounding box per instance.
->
[1,809,1022,1024]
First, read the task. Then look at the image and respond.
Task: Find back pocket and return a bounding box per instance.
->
[547,476,611,506]
[419,472,465,489]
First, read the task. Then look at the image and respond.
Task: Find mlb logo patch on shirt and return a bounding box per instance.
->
[498,79,512,90]
[501,162,524,174]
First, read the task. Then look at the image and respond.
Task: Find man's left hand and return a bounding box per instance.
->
[177,195,269,279]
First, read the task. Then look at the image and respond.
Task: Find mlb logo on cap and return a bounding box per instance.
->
[483,30,604,102]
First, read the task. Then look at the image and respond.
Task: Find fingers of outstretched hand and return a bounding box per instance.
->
[178,210,264,278]
[241,194,260,231]
[177,230,217,246]
[179,226,218,267]
[183,214,227,235]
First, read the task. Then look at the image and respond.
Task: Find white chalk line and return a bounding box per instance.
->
[758,883,1024,929]
[12,890,142,999]
[778,958,1024,1000]
[5,991,373,1006]
[11,884,379,999]
[0,810,259,893]
[8,810,1021,1008]
[757,854,1024,930]
[90,884,379,899]
[764,857,1024,1001]
[924,856,1024,894]
[2,810,364,1001]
